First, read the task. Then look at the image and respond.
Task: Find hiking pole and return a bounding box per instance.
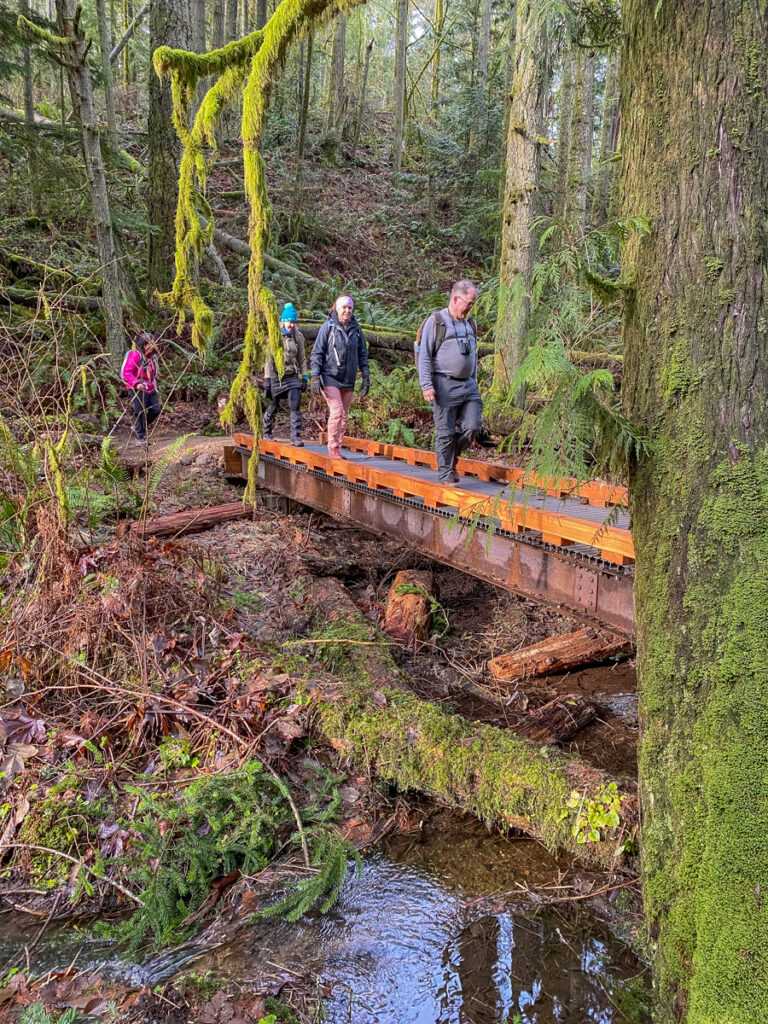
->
[105,406,129,438]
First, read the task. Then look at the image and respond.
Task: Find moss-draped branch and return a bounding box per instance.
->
[155,0,362,497]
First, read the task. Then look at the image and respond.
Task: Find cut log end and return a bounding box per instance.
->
[383,569,436,644]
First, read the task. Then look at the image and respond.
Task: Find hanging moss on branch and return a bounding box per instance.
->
[155,0,362,498]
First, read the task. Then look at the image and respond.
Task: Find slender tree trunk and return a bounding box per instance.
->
[564,46,594,240]
[95,0,117,133]
[491,0,548,402]
[54,0,125,364]
[147,0,191,297]
[122,0,133,86]
[590,50,618,228]
[324,12,346,161]
[291,24,313,233]
[351,37,372,162]
[471,0,491,153]
[110,0,148,63]
[621,3,768,1021]
[19,0,38,213]
[553,46,574,233]
[391,0,408,179]
[430,0,443,116]
[297,39,304,111]
[256,0,266,28]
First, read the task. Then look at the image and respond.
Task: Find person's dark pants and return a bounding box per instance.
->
[130,388,161,440]
[432,375,483,481]
[264,387,303,443]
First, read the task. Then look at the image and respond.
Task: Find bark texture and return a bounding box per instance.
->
[491,0,548,399]
[147,0,191,296]
[564,46,594,239]
[591,50,619,228]
[391,0,408,178]
[621,3,768,1020]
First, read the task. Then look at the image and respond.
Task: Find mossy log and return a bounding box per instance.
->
[305,576,637,868]
[383,569,435,644]
[514,694,597,743]
[1,287,102,313]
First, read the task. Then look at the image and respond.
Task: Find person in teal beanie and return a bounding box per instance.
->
[263,303,308,446]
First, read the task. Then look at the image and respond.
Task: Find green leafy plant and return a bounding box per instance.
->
[566,782,624,843]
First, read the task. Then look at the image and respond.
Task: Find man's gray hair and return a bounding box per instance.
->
[450,279,478,300]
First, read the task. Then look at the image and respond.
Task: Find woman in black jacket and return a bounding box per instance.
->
[310,295,370,458]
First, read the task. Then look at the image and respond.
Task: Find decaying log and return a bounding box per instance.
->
[514,694,597,743]
[383,569,435,644]
[305,576,637,868]
[488,628,633,684]
[118,501,254,540]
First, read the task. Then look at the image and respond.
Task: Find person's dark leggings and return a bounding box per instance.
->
[264,387,303,444]
[131,389,161,440]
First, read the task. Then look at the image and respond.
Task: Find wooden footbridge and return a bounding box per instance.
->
[229,433,635,634]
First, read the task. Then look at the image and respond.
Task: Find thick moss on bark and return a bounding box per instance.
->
[621,2,768,1020]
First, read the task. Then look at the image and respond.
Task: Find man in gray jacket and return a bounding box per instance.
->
[418,279,482,483]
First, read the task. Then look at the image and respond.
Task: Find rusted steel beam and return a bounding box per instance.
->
[250,452,635,634]
[233,434,634,565]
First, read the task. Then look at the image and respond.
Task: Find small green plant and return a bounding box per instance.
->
[158,736,199,771]
[21,1004,78,1024]
[565,782,624,843]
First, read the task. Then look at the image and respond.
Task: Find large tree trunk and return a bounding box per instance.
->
[53,0,126,366]
[491,0,548,401]
[564,46,594,240]
[391,0,408,179]
[147,0,191,297]
[590,50,619,228]
[621,2,768,1020]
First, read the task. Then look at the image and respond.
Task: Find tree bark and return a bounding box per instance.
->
[350,37,372,162]
[590,50,619,228]
[95,0,117,133]
[291,25,313,230]
[471,0,491,154]
[211,0,224,47]
[19,0,38,214]
[255,0,266,29]
[621,2,768,1019]
[391,0,408,179]
[52,0,126,365]
[119,501,255,539]
[491,0,548,401]
[552,46,574,234]
[323,13,346,161]
[383,569,435,644]
[110,0,148,62]
[564,46,594,241]
[430,0,443,116]
[225,0,237,42]
[147,0,191,297]
[488,628,632,683]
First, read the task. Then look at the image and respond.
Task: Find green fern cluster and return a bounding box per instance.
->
[112,760,358,951]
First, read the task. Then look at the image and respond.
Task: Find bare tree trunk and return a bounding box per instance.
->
[19,0,38,213]
[122,0,133,86]
[110,0,148,62]
[564,46,594,240]
[323,12,346,161]
[211,0,224,46]
[552,46,574,233]
[590,50,619,227]
[52,0,126,365]
[291,24,313,234]
[147,0,191,297]
[491,0,549,403]
[392,0,408,179]
[351,37,372,162]
[430,0,444,117]
[256,0,266,28]
[471,0,491,153]
[225,0,237,42]
[95,0,117,133]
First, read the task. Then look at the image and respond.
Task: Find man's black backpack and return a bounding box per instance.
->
[414,310,477,368]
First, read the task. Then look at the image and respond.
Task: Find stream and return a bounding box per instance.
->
[3,816,649,1023]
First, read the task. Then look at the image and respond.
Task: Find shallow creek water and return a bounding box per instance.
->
[3,819,649,1023]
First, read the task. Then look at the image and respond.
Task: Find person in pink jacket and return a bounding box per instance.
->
[120,333,160,446]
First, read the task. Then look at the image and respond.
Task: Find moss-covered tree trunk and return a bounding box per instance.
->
[491,0,548,402]
[147,0,191,296]
[323,12,346,161]
[96,0,117,134]
[391,0,407,179]
[553,46,574,234]
[590,49,618,228]
[621,3,768,1020]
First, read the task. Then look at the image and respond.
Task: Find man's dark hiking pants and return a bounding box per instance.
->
[432,375,483,482]
[131,389,161,440]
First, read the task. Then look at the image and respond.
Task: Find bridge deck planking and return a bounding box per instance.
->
[233,433,634,566]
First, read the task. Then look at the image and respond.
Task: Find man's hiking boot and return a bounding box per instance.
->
[439,470,460,484]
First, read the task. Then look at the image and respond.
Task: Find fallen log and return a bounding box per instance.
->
[304,576,637,868]
[514,694,597,743]
[488,628,633,684]
[118,501,254,540]
[1,287,102,313]
[383,569,435,644]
